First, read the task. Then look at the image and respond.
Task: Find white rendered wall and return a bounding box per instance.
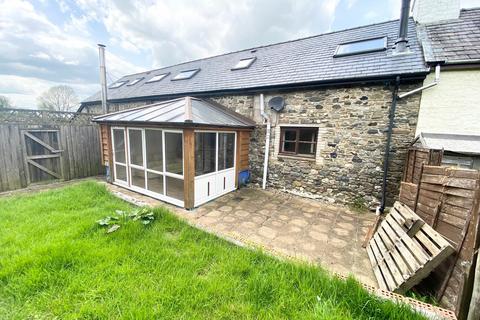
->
[416,69,480,136]
[412,0,460,24]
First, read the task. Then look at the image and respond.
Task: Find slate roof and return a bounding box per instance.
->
[415,132,480,155]
[417,8,480,64]
[92,97,255,128]
[82,18,428,106]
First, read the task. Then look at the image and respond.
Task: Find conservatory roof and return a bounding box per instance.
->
[92,97,255,128]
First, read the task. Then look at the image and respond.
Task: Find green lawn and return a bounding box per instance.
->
[0,181,425,319]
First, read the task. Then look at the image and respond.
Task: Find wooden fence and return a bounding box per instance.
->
[399,165,480,318]
[403,147,443,185]
[0,109,104,193]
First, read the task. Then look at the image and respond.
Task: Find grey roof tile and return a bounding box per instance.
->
[83,18,428,105]
[419,8,480,64]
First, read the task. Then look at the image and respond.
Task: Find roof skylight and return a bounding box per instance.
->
[172,69,200,81]
[109,81,128,89]
[334,37,387,57]
[127,77,144,86]
[232,57,256,70]
[146,73,169,83]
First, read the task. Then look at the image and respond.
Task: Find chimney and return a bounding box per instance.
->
[394,0,411,54]
[184,97,193,123]
[412,0,460,24]
[98,44,108,114]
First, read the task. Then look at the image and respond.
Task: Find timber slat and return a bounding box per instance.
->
[367,201,454,294]
[367,245,388,290]
[0,124,103,192]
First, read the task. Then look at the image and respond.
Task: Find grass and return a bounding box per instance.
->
[348,197,369,214]
[0,181,426,319]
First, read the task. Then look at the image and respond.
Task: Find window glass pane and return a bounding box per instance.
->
[131,168,145,188]
[113,129,126,164]
[298,143,316,155]
[109,81,128,89]
[115,164,127,181]
[299,129,316,142]
[166,176,184,201]
[283,142,295,152]
[173,69,199,80]
[232,57,256,70]
[336,37,385,56]
[129,130,143,166]
[218,133,235,170]
[146,74,168,83]
[284,130,296,141]
[147,172,164,194]
[195,132,216,176]
[146,129,163,172]
[165,132,183,175]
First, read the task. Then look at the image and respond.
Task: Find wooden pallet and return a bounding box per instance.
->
[367,201,454,294]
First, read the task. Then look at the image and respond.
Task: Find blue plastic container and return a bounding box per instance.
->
[238,170,251,186]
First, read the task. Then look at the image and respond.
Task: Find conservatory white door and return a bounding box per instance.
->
[194,131,236,207]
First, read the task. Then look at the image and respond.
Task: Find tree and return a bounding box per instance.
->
[37,85,79,112]
[0,95,13,109]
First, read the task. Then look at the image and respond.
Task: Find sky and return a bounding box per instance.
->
[1,0,479,109]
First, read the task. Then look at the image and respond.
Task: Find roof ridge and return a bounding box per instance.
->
[117,17,405,79]
[461,7,480,12]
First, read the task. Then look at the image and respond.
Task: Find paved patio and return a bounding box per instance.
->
[107,184,377,287]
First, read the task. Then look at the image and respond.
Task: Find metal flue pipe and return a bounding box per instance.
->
[98,44,108,114]
[394,0,411,54]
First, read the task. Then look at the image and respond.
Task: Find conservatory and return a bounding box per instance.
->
[93,97,254,209]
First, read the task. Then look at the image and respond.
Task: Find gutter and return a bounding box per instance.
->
[260,93,270,190]
[78,73,429,111]
[398,65,441,99]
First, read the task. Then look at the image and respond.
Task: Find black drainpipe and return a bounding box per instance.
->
[379,76,400,213]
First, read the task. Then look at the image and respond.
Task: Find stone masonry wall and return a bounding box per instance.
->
[84,82,422,207]
[211,83,422,208]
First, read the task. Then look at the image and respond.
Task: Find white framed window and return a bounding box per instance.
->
[231,57,256,70]
[146,73,169,83]
[113,126,184,207]
[172,69,200,81]
[127,77,144,86]
[194,130,236,207]
[111,127,128,185]
[334,37,387,57]
[109,81,128,89]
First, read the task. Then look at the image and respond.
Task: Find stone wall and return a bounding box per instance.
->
[83,81,422,207]
[211,83,422,208]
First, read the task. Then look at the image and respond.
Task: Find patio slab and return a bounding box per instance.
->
[106,184,377,287]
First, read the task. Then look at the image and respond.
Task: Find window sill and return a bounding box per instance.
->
[277,154,316,162]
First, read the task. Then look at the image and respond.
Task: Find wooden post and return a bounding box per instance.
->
[105,125,114,182]
[235,131,241,188]
[467,250,480,320]
[413,163,424,213]
[183,128,195,209]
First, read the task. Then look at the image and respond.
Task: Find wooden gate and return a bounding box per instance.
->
[21,129,63,184]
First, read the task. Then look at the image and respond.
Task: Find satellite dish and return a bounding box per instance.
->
[268,96,285,112]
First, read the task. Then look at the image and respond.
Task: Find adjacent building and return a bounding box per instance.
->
[414,2,480,169]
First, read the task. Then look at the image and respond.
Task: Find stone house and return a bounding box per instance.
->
[80,10,430,209]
